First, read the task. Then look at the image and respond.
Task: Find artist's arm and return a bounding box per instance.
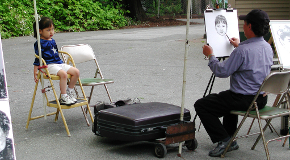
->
[229,37,240,48]
[208,49,244,78]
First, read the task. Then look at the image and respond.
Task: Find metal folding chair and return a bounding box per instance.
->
[60,44,114,106]
[26,52,94,137]
[221,70,290,160]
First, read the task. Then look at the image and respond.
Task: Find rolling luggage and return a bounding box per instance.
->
[92,102,198,158]
[93,102,191,141]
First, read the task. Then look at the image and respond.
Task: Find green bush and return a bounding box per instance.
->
[0,0,129,39]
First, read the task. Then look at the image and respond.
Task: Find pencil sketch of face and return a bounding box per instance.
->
[215,15,228,36]
[0,111,9,151]
[278,25,290,47]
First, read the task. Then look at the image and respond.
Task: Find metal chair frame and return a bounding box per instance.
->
[221,71,290,160]
[26,52,94,136]
[60,44,114,106]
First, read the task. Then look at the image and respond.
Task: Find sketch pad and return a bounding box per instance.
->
[270,20,290,69]
[204,9,239,58]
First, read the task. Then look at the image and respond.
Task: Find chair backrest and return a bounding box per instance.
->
[259,71,290,95]
[60,44,96,64]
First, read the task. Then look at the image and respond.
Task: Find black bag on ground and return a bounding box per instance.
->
[93,102,191,141]
[92,98,140,133]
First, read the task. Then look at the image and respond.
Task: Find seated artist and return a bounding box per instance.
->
[194,9,273,157]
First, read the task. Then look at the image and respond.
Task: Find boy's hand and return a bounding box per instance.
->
[34,72,38,83]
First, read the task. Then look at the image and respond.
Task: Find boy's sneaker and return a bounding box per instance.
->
[59,95,75,105]
[67,89,77,103]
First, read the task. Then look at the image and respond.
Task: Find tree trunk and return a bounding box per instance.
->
[121,0,147,21]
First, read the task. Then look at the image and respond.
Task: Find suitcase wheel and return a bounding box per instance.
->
[185,138,198,151]
[154,143,167,158]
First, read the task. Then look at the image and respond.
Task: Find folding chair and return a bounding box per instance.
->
[60,44,114,106]
[26,52,94,137]
[221,70,290,160]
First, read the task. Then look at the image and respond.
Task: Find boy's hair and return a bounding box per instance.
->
[215,15,227,26]
[33,17,54,38]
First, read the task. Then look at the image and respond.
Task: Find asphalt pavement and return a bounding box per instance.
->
[1,18,289,160]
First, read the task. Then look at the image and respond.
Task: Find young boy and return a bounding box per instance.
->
[33,17,79,105]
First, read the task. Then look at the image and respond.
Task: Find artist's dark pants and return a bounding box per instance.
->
[194,90,267,143]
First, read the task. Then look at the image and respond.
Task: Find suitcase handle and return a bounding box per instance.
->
[165,128,196,137]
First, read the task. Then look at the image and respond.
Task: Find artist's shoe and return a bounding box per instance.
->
[59,95,75,105]
[67,89,77,103]
[209,139,239,157]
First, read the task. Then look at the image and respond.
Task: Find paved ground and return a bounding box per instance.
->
[2,19,289,160]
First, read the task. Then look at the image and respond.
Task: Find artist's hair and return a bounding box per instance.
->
[33,17,54,38]
[0,110,10,136]
[247,18,269,37]
[215,15,227,26]
[279,25,290,40]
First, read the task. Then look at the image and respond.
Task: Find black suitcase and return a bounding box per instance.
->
[93,102,191,141]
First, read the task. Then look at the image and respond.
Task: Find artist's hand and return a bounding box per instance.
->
[202,44,213,57]
[229,37,240,48]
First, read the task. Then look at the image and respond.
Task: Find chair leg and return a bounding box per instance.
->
[247,118,255,135]
[55,108,59,122]
[267,120,280,136]
[57,106,71,137]
[81,106,90,126]
[84,85,95,114]
[282,133,289,147]
[253,107,270,160]
[87,103,94,123]
[103,84,113,103]
[221,115,248,158]
[50,79,71,137]
[26,80,39,129]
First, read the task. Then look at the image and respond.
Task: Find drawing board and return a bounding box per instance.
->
[204,9,239,58]
[0,34,15,159]
[270,20,290,69]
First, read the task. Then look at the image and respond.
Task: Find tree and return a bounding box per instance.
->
[121,0,147,21]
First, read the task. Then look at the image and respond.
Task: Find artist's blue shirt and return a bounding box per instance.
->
[208,36,273,95]
[33,38,63,66]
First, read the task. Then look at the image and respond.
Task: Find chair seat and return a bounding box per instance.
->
[231,106,290,119]
[43,74,71,80]
[48,99,88,109]
[76,78,114,86]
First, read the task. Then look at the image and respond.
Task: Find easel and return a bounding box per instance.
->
[269,21,290,146]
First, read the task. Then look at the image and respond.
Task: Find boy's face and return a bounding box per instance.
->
[39,25,55,40]
[215,22,227,36]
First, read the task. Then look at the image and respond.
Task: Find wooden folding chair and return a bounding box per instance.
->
[26,52,94,137]
[221,70,290,160]
[60,44,114,106]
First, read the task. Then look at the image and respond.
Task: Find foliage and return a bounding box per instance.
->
[143,0,183,17]
[211,0,228,9]
[0,0,130,39]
